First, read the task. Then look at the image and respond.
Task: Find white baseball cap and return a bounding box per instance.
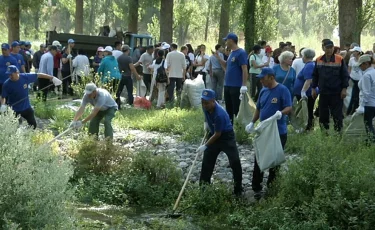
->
[349,46,362,52]
[104,46,113,52]
[161,42,170,50]
[84,83,97,94]
[52,40,61,46]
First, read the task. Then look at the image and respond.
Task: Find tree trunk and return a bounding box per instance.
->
[204,11,210,42]
[104,0,112,25]
[218,0,230,46]
[301,0,308,35]
[75,0,84,34]
[33,8,40,40]
[182,23,189,44]
[7,0,20,43]
[338,0,362,47]
[88,0,96,35]
[178,24,184,45]
[160,0,173,43]
[128,0,139,33]
[243,0,256,53]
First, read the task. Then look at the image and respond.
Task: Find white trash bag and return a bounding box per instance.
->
[253,113,285,172]
[136,79,147,97]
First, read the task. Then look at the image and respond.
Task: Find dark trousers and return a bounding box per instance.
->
[364,106,375,143]
[347,79,360,116]
[143,73,152,94]
[199,131,243,195]
[250,73,262,102]
[252,134,287,192]
[116,75,134,108]
[16,107,37,129]
[37,78,50,101]
[224,86,241,124]
[51,68,59,92]
[167,78,183,103]
[295,95,316,130]
[62,71,73,96]
[319,93,343,132]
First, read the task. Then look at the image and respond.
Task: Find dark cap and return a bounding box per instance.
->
[324,40,334,48]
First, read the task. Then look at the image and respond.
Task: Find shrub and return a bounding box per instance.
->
[0,112,75,229]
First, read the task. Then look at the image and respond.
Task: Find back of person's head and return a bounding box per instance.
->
[171,43,178,50]
[299,47,305,56]
[186,43,194,53]
[180,45,187,52]
[253,45,262,52]
[155,49,165,64]
[286,41,292,46]
[50,45,57,51]
[215,44,221,51]
[114,41,122,48]
[260,40,267,46]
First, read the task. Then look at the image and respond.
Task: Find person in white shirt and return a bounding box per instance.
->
[149,49,167,108]
[193,44,209,87]
[164,43,186,103]
[72,52,90,84]
[357,55,375,143]
[259,40,267,59]
[112,41,123,59]
[291,48,306,76]
[134,46,154,94]
[262,46,275,69]
[347,46,363,115]
[249,45,269,101]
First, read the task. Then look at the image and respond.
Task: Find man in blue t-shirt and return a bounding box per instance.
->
[245,67,292,200]
[10,41,26,73]
[197,89,243,196]
[214,33,249,124]
[0,43,18,97]
[0,65,62,129]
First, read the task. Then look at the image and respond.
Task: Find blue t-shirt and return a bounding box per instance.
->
[0,55,18,84]
[203,102,233,135]
[224,48,248,87]
[10,53,25,72]
[293,61,315,96]
[257,84,292,135]
[2,73,37,112]
[273,65,296,99]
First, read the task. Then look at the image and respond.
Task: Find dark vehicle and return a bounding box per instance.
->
[46,26,153,57]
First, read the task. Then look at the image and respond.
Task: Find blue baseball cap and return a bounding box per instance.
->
[1,43,10,50]
[5,65,19,75]
[257,67,275,79]
[11,41,20,47]
[223,32,238,42]
[201,89,216,101]
[68,39,75,44]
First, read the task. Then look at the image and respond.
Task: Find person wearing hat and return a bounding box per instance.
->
[245,67,292,200]
[0,43,18,97]
[97,46,121,88]
[197,89,243,197]
[0,65,62,129]
[262,46,274,69]
[356,54,375,143]
[93,47,104,73]
[38,45,58,101]
[249,44,269,102]
[312,40,349,132]
[346,46,364,115]
[214,32,249,124]
[70,83,118,139]
[10,41,26,73]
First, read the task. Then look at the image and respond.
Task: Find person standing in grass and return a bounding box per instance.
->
[273,51,296,100]
[197,89,243,197]
[0,65,62,129]
[346,46,363,116]
[97,46,121,92]
[149,49,168,109]
[245,67,292,200]
[70,83,118,139]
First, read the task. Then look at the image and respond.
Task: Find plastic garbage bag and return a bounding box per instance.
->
[136,79,147,97]
[253,113,285,172]
[343,111,367,139]
[290,97,309,132]
[134,96,152,110]
[236,92,256,127]
[180,75,205,109]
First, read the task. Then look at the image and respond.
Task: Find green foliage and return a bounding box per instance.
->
[0,112,75,229]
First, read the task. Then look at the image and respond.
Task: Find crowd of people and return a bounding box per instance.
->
[1,31,375,200]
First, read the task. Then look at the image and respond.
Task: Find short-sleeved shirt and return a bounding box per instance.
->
[203,102,233,135]
[117,54,133,77]
[293,61,315,96]
[273,65,296,98]
[349,57,362,81]
[195,54,210,72]
[209,53,224,70]
[0,55,18,84]
[2,73,37,112]
[249,54,262,74]
[257,84,292,135]
[224,48,248,87]
[81,88,118,111]
[139,52,153,74]
[10,53,25,72]
[61,53,71,72]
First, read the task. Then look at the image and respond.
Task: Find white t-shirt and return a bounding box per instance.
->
[291,58,305,76]
[188,53,195,62]
[72,54,90,77]
[259,48,266,59]
[164,50,186,78]
[149,59,163,76]
[349,57,362,81]
[195,54,209,72]
[249,54,262,74]
[112,50,123,59]
[262,56,275,69]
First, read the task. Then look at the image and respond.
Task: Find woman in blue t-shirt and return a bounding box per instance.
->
[273,51,296,100]
[292,48,316,131]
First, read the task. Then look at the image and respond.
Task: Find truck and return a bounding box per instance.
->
[45,26,154,57]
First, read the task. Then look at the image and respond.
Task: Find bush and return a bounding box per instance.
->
[0,112,75,229]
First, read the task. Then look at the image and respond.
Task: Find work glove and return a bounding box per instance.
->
[301,90,307,99]
[240,86,248,94]
[0,105,7,113]
[52,77,62,86]
[67,54,73,59]
[356,106,364,114]
[204,122,209,132]
[245,122,255,133]
[196,145,207,153]
[274,110,283,120]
